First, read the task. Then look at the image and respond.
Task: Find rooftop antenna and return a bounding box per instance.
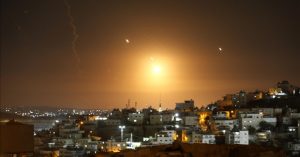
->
[159,93,162,112]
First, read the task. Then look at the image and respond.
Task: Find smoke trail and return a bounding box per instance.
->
[64,0,81,67]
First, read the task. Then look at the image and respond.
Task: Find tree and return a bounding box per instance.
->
[247,126,256,135]
[259,121,275,131]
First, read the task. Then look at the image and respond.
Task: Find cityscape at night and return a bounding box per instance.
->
[1,0,300,157]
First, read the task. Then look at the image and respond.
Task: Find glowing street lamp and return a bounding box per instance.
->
[119,125,125,141]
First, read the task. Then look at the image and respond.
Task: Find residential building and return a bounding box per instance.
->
[152,130,176,145]
[162,113,173,124]
[225,128,249,145]
[214,119,239,130]
[213,111,230,119]
[191,132,215,144]
[58,124,84,139]
[184,116,198,126]
[175,99,195,111]
[150,114,162,125]
[239,112,276,129]
[128,112,144,125]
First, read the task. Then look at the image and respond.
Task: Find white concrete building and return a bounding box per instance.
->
[153,130,176,145]
[263,117,277,126]
[191,132,215,144]
[225,130,249,145]
[213,111,229,119]
[239,112,276,129]
[240,113,263,129]
[214,119,239,130]
[126,141,141,150]
[150,114,175,125]
[201,134,216,144]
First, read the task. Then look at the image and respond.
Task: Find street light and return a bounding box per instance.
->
[119,125,125,141]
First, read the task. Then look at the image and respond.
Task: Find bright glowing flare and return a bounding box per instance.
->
[152,65,161,74]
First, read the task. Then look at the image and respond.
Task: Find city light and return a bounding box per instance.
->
[119,125,126,141]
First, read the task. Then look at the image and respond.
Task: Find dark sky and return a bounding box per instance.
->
[1,0,300,109]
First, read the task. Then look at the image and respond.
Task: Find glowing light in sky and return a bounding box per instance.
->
[125,39,130,44]
[219,47,222,52]
[148,56,163,75]
[152,65,161,74]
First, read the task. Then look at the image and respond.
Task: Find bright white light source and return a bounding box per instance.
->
[152,65,161,74]
[219,47,222,51]
[125,39,130,44]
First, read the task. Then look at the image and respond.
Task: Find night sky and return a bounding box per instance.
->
[1,0,300,109]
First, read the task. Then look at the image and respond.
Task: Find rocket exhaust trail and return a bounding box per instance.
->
[64,0,81,70]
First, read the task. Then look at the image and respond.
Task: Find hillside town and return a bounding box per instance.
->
[1,80,300,156]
